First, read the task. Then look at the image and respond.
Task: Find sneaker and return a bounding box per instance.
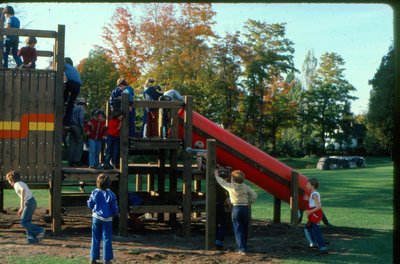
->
[309,243,318,248]
[37,228,45,241]
[237,250,247,256]
[89,165,96,169]
[90,260,98,264]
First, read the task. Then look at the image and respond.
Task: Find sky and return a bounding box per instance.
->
[5,3,394,115]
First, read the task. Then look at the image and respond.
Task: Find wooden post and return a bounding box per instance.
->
[290,171,299,227]
[158,149,166,222]
[0,9,4,67]
[182,96,193,237]
[0,182,4,212]
[136,174,143,191]
[205,139,216,250]
[273,197,281,223]
[119,93,129,237]
[52,24,65,235]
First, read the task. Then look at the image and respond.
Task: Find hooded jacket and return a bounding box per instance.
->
[87,188,119,221]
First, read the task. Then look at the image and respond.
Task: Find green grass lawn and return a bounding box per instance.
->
[3,156,393,263]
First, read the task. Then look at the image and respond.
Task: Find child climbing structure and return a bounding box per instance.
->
[0,11,309,241]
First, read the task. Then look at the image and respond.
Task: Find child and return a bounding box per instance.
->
[63,57,82,127]
[303,178,328,254]
[84,110,107,169]
[194,140,207,171]
[214,169,257,255]
[2,6,23,68]
[6,171,45,244]
[143,78,163,138]
[18,36,38,69]
[102,110,123,169]
[87,174,119,264]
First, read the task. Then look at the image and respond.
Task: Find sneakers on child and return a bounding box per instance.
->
[37,228,45,241]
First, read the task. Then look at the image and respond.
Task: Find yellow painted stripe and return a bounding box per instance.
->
[0,122,54,131]
[29,122,38,130]
[0,121,21,130]
[46,123,54,131]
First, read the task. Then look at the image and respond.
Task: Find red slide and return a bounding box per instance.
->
[180,111,309,210]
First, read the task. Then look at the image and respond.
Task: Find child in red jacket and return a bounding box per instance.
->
[84,110,107,169]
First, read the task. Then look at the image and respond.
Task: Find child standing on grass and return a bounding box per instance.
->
[214,169,257,255]
[88,174,119,264]
[6,171,45,244]
[304,178,328,255]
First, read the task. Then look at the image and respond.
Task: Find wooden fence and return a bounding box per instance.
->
[0,69,57,182]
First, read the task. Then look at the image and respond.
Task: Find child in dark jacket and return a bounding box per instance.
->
[84,110,107,169]
[88,174,119,264]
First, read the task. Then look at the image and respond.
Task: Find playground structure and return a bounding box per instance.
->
[0,20,310,248]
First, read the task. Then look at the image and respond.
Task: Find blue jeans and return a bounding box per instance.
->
[21,197,44,243]
[88,139,102,167]
[305,223,327,250]
[90,217,113,261]
[105,135,120,167]
[232,205,249,252]
[3,40,22,68]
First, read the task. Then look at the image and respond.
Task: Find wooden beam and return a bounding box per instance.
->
[273,197,281,223]
[37,50,54,57]
[119,93,129,237]
[130,205,179,214]
[205,139,217,250]
[290,171,299,227]
[182,96,193,237]
[0,28,58,38]
[134,100,183,109]
[51,24,65,236]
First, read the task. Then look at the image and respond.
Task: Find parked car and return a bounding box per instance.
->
[317,156,366,170]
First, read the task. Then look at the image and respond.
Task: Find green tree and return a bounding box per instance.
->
[305,52,357,154]
[77,49,119,114]
[205,31,243,131]
[366,45,394,154]
[239,19,297,147]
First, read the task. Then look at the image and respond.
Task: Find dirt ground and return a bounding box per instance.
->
[0,208,357,264]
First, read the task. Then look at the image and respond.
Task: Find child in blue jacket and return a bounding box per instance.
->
[88,174,119,264]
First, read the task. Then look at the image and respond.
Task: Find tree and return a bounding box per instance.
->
[262,75,298,154]
[205,31,243,131]
[366,45,394,154]
[101,6,144,85]
[305,52,357,154]
[239,19,297,147]
[77,49,119,113]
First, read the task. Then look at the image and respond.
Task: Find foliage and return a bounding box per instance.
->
[366,45,394,154]
[304,52,357,154]
[77,49,119,114]
[101,6,144,86]
[239,19,297,147]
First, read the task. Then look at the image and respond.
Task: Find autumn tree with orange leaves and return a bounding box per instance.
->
[102,6,144,86]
